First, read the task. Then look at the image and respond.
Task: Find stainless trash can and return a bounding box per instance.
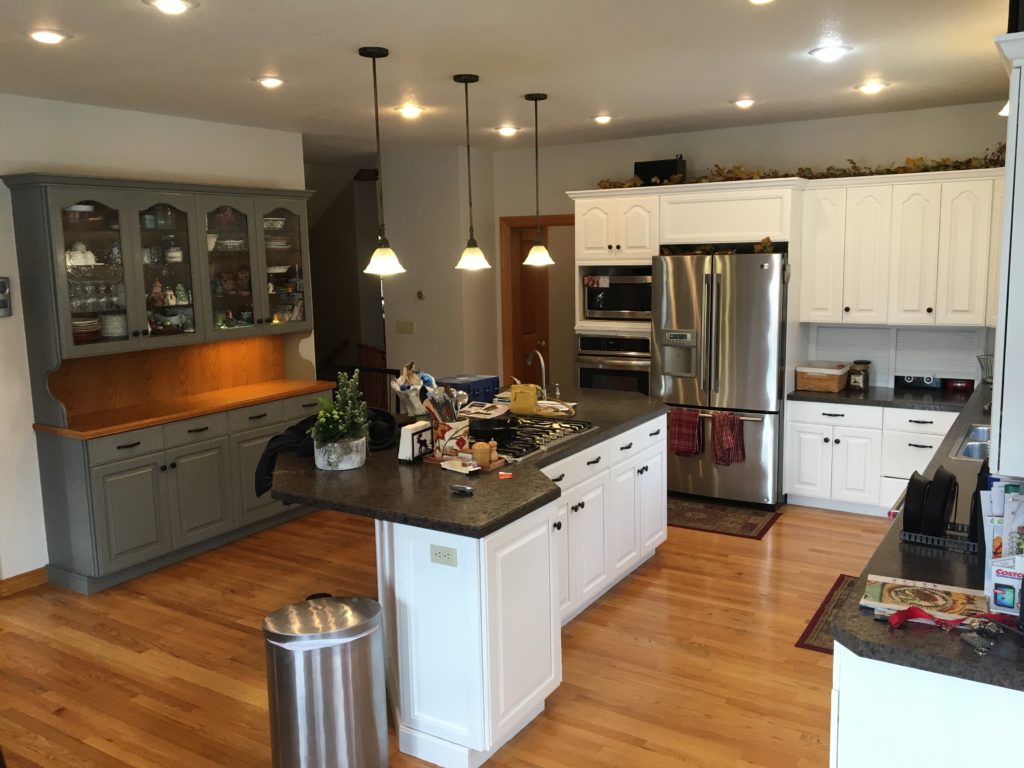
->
[263,596,388,768]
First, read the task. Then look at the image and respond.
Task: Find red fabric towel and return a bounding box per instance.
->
[711,412,746,466]
[669,408,703,456]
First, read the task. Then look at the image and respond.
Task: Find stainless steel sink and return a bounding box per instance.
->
[950,422,991,462]
[966,425,991,442]
[958,442,990,460]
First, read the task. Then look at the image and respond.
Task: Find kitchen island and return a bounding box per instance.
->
[828,384,1024,767]
[272,390,668,768]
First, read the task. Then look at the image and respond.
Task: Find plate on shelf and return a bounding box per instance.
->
[218,239,245,251]
[263,217,287,230]
[266,265,290,274]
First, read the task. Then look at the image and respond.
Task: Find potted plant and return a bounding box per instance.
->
[310,370,369,471]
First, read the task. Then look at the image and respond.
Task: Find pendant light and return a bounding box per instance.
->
[454,74,490,270]
[360,46,405,276]
[522,93,554,266]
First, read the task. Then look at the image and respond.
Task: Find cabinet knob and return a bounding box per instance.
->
[615,244,621,250]
[823,437,830,443]
[142,328,150,336]
[160,465,168,472]
[844,307,851,313]
[553,521,562,531]
[169,462,177,469]
[607,244,613,250]
[265,317,272,324]
[256,318,264,324]
[926,307,934,314]
[834,439,841,445]
[132,330,141,337]
[579,500,586,509]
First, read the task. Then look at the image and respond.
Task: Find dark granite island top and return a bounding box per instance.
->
[787,385,972,412]
[271,388,667,539]
[830,385,1024,693]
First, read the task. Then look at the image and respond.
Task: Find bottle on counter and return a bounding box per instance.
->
[848,360,871,391]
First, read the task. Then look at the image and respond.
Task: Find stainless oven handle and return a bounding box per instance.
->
[702,274,712,392]
[711,273,722,393]
[603,275,652,284]
[575,355,651,371]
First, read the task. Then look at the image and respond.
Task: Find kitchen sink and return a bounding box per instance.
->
[966,425,991,442]
[950,423,991,462]
[958,442,990,460]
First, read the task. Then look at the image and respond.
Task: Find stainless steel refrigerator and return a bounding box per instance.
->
[652,249,787,506]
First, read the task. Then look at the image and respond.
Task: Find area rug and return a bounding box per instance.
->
[795,574,859,654]
[666,495,781,540]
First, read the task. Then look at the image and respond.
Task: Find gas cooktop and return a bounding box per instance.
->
[491,416,595,462]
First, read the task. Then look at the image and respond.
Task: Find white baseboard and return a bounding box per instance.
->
[787,495,892,517]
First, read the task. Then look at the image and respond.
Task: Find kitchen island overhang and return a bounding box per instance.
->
[271,390,668,768]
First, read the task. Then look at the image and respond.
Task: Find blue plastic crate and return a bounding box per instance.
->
[436,374,500,404]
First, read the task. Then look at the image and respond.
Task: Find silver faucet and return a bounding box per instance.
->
[526,348,548,401]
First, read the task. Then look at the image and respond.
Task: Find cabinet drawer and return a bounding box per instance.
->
[541,442,611,491]
[88,426,165,466]
[280,390,332,423]
[882,408,958,436]
[882,430,942,480]
[227,400,285,432]
[164,412,230,448]
[786,400,883,429]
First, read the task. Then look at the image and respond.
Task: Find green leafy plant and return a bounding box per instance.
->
[309,370,369,444]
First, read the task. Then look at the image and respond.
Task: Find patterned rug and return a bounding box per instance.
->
[666,495,781,540]
[796,574,859,654]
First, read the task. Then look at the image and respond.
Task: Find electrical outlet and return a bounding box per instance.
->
[396,319,415,334]
[429,544,458,567]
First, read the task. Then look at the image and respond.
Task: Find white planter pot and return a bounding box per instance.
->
[314,436,367,471]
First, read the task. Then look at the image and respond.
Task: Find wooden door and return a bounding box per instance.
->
[842,185,892,324]
[785,422,832,499]
[168,436,235,548]
[831,426,882,506]
[888,183,940,325]
[800,188,846,323]
[510,226,549,385]
[936,179,992,326]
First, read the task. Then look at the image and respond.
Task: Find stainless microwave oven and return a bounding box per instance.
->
[582,267,652,321]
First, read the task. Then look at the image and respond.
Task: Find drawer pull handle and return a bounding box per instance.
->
[116,441,141,450]
[649,428,661,437]
[586,457,601,466]
[552,473,565,482]
[620,442,633,451]
[248,413,268,421]
[821,412,844,418]
[908,419,934,425]
[553,521,562,531]
[908,443,934,449]
[187,426,209,434]
[301,402,318,408]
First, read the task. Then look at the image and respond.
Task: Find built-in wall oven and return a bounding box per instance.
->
[581,266,652,321]
[575,334,651,395]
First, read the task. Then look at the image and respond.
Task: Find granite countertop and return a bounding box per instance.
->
[787,385,972,412]
[831,385,1024,693]
[271,388,667,539]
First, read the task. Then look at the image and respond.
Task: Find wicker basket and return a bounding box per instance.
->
[796,362,850,393]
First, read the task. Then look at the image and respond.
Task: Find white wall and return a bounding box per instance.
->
[0,92,305,580]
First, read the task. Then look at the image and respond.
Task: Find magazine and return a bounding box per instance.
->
[861,575,990,620]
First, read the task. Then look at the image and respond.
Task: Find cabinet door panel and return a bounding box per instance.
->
[638,444,667,554]
[254,198,313,333]
[888,184,940,325]
[571,473,610,607]
[937,179,992,326]
[987,179,1005,328]
[785,422,832,499]
[553,501,573,622]
[233,423,288,525]
[616,196,659,258]
[576,200,615,259]
[800,188,846,323]
[832,426,882,505]
[196,195,262,340]
[843,186,892,324]
[169,436,235,548]
[90,454,172,574]
[607,459,640,579]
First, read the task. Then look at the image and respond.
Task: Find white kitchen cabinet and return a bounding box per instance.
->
[831,426,882,505]
[608,458,641,580]
[800,188,847,323]
[987,179,1004,328]
[659,187,793,243]
[785,421,833,499]
[638,443,667,554]
[570,473,611,608]
[936,179,992,326]
[888,183,940,325]
[575,195,658,260]
[552,501,572,621]
[842,185,892,324]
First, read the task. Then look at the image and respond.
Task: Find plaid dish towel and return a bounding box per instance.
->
[669,408,702,456]
[711,412,745,466]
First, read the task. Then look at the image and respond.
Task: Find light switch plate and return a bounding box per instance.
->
[396,319,415,334]
[429,544,457,567]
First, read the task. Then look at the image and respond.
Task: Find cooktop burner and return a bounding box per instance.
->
[492,416,595,462]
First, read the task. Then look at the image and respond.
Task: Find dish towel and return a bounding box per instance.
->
[711,412,746,466]
[669,408,703,456]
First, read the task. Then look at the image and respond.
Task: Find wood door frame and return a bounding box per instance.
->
[499,214,575,383]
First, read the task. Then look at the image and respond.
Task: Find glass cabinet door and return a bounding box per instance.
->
[134,195,201,346]
[50,190,136,356]
[256,200,312,333]
[199,196,261,339]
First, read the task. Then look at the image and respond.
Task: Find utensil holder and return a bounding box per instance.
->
[432,419,469,458]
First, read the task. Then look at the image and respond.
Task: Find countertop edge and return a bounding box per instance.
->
[787,387,970,412]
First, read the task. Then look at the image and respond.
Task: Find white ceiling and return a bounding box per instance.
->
[1,0,1010,164]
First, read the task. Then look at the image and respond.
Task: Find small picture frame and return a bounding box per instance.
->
[0,277,11,317]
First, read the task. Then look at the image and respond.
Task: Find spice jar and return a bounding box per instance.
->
[848,360,871,391]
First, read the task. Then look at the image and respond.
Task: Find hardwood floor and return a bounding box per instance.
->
[0,505,888,768]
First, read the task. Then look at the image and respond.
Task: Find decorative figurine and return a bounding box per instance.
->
[175,283,189,305]
[149,278,164,307]
[166,288,177,306]
[390,362,436,417]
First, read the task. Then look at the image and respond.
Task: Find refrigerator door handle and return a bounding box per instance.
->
[701,273,712,392]
[711,273,722,393]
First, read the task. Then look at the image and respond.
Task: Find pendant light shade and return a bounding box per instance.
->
[454,74,490,270]
[360,46,405,276]
[523,92,553,267]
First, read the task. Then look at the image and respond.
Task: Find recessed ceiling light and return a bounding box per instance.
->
[749,0,775,4]
[29,29,70,45]
[809,43,852,63]
[593,115,612,124]
[855,80,888,95]
[396,103,424,119]
[497,126,519,137]
[999,101,1010,117]
[255,76,285,89]
[144,0,198,14]
[734,98,755,109]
